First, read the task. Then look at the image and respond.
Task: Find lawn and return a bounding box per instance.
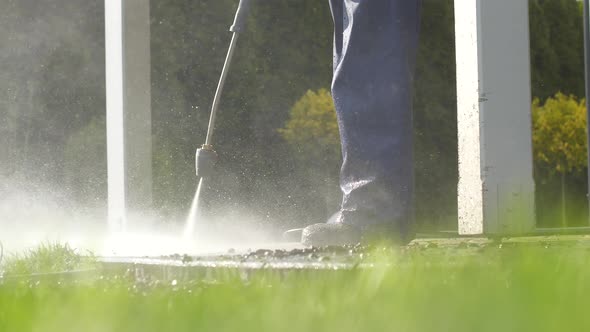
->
[1,240,590,331]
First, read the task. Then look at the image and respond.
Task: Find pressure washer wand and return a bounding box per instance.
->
[205,0,251,147]
[186,0,253,238]
[195,0,252,178]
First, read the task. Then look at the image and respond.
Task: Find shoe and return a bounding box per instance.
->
[284,211,413,247]
[281,212,341,243]
[282,228,304,242]
[301,223,362,247]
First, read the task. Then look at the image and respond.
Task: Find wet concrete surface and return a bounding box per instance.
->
[5,235,590,282]
[98,235,590,281]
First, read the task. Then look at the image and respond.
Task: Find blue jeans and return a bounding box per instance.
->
[329,0,421,236]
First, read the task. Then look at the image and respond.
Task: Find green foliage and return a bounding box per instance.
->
[2,0,587,229]
[0,1,105,186]
[146,0,590,229]
[63,116,107,204]
[532,93,588,175]
[413,0,458,228]
[276,89,342,218]
[532,93,588,227]
[529,1,588,227]
[278,89,340,167]
[1,242,97,276]
[529,0,585,100]
[148,0,337,223]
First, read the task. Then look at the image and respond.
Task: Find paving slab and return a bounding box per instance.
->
[98,235,590,282]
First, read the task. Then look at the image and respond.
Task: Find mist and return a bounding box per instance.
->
[0,0,338,257]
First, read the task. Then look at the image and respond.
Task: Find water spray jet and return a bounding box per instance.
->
[184,0,253,238]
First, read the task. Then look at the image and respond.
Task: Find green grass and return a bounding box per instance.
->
[1,243,590,331]
[0,242,97,276]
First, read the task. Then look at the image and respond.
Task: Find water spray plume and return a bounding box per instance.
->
[184,178,205,239]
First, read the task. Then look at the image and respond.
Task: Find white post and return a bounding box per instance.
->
[455,0,535,235]
[105,0,152,230]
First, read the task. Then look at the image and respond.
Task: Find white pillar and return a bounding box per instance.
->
[105,0,152,230]
[455,0,535,235]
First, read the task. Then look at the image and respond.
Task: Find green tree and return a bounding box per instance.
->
[532,93,588,225]
[0,0,105,190]
[529,0,585,100]
[3,0,587,229]
[278,89,340,166]
[278,89,341,216]
[413,0,458,228]
[150,0,334,222]
[63,116,107,205]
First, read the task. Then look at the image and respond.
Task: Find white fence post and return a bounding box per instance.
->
[455,0,535,235]
[105,0,152,230]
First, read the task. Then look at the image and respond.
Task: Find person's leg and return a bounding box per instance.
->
[329,0,344,69]
[302,0,421,246]
[335,0,421,236]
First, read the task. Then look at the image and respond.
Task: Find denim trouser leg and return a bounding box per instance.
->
[329,0,421,236]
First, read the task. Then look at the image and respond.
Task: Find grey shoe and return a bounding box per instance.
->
[301,223,362,247]
[282,228,304,242]
[299,222,414,247]
[282,212,341,243]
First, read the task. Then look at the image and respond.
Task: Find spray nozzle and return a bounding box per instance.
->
[195,145,218,178]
